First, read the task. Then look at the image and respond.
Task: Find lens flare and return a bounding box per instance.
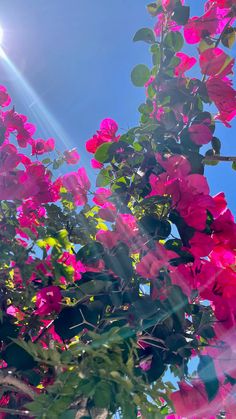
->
[0,26,3,46]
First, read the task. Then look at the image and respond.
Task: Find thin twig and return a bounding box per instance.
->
[203,155,236,163]
[0,374,36,399]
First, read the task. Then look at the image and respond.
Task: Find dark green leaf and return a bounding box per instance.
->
[147,2,162,16]
[164,32,184,52]
[131,64,150,87]
[133,28,155,44]
[94,142,112,163]
[2,343,37,370]
[96,168,112,187]
[198,355,219,401]
[172,5,190,25]
[221,26,236,48]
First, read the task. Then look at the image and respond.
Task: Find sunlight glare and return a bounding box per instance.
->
[0,26,4,46]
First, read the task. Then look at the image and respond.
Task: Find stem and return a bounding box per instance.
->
[0,373,36,399]
[203,155,236,163]
[0,407,31,416]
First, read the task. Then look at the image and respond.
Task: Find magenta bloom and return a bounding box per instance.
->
[64,148,80,165]
[206,77,236,126]
[136,243,177,280]
[62,167,91,206]
[35,286,62,316]
[200,48,234,77]
[184,6,232,44]
[91,158,103,169]
[86,118,120,154]
[0,85,11,107]
[93,188,112,206]
[31,138,55,156]
[188,124,212,145]
[175,53,196,77]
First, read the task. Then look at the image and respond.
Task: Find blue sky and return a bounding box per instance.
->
[0,0,235,212]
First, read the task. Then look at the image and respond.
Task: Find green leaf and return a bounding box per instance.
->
[96,168,112,187]
[131,64,150,87]
[211,137,221,154]
[95,142,112,163]
[2,343,37,370]
[59,410,77,419]
[133,28,155,44]
[232,161,236,171]
[172,5,190,25]
[164,32,184,52]
[147,2,162,16]
[222,26,236,49]
[204,149,218,166]
[198,355,219,401]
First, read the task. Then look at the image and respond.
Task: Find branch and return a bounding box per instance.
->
[0,374,36,400]
[0,407,31,416]
[203,155,236,163]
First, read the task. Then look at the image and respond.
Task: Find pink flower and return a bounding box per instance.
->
[96,230,120,249]
[98,202,117,222]
[184,6,231,44]
[206,77,236,126]
[170,380,221,418]
[156,154,191,178]
[91,158,104,169]
[136,243,177,280]
[175,53,197,77]
[189,232,214,257]
[162,0,184,11]
[0,143,21,172]
[188,124,213,145]
[0,86,11,107]
[35,286,62,316]
[31,138,55,155]
[199,48,234,77]
[63,148,80,164]
[86,118,120,154]
[93,188,112,206]
[62,167,91,206]
[2,109,36,147]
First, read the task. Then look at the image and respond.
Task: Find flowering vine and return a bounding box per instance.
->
[0,1,235,418]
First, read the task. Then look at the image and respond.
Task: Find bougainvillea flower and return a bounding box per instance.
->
[98,202,117,222]
[0,143,21,172]
[156,154,191,178]
[206,77,236,126]
[188,124,213,145]
[174,53,197,77]
[115,214,139,239]
[199,48,234,77]
[136,243,177,280]
[31,138,55,155]
[170,380,221,417]
[62,167,91,206]
[184,6,231,44]
[207,0,236,8]
[63,148,80,165]
[93,188,112,206]
[188,231,214,257]
[0,85,11,107]
[96,230,120,249]
[86,118,120,154]
[2,109,36,147]
[212,208,236,248]
[35,286,62,316]
[162,0,184,11]
[91,158,103,169]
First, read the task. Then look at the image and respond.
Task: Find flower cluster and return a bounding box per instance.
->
[0,1,236,418]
